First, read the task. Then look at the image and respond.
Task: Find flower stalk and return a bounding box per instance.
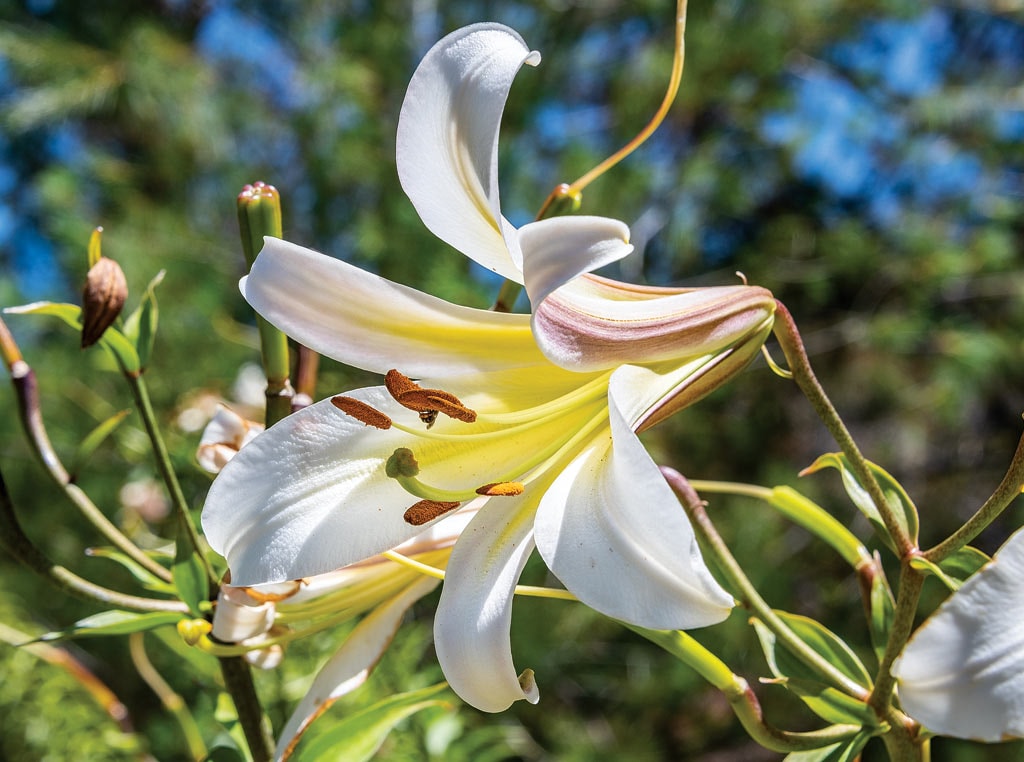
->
[661,467,871,701]
[565,0,689,197]
[771,301,914,558]
[627,624,863,753]
[0,464,186,613]
[0,316,172,583]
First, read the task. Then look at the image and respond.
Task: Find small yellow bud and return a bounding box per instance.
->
[177,618,213,646]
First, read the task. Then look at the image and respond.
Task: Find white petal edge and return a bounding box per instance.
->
[534,365,734,629]
[274,574,440,761]
[244,238,546,378]
[202,390,443,585]
[397,23,539,281]
[434,497,539,712]
[892,527,1024,742]
[518,216,633,310]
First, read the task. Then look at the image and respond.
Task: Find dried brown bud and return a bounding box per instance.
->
[81,256,127,348]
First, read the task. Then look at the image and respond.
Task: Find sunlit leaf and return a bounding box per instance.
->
[288,682,451,762]
[783,731,871,762]
[4,301,141,374]
[173,535,209,617]
[752,613,875,727]
[35,610,182,642]
[122,269,165,370]
[802,453,919,553]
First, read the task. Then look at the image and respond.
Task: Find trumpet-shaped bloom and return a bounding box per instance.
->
[203,22,776,713]
[892,529,1024,742]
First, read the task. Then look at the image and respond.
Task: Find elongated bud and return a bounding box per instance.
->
[237,182,283,267]
[81,256,128,348]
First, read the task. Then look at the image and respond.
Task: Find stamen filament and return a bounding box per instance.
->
[381,550,578,601]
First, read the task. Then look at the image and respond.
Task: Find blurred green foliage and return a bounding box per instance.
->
[1,0,1023,759]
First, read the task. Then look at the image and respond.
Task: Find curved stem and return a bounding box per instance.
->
[924,426,1024,563]
[771,301,915,558]
[627,625,863,752]
[566,0,689,195]
[1,320,171,583]
[125,373,215,584]
[662,467,870,701]
[0,465,187,613]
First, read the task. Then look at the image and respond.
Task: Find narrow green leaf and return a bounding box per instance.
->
[85,547,176,594]
[35,610,182,641]
[867,569,894,664]
[290,682,451,762]
[784,731,871,762]
[122,269,165,369]
[909,546,989,592]
[4,301,141,374]
[70,408,131,477]
[803,453,919,552]
[752,614,875,727]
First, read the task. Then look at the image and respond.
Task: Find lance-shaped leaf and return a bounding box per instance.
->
[122,269,165,370]
[288,682,450,762]
[908,546,990,592]
[784,732,872,762]
[37,610,183,641]
[4,302,140,374]
[752,612,875,727]
[802,453,919,553]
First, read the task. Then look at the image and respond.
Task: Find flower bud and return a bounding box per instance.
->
[81,256,127,348]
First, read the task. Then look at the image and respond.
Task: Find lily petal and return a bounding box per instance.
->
[397,23,539,280]
[518,216,634,309]
[202,390,439,585]
[532,274,776,372]
[434,497,539,712]
[534,365,734,629]
[245,238,545,377]
[275,574,440,761]
[892,527,1024,742]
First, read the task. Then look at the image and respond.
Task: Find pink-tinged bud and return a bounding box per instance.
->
[81,256,128,348]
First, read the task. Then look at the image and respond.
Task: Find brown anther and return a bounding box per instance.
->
[331,396,392,429]
[400,390,477,423]
[385,369,420,397]
[476,481,526,497]
[237,581,303,603]
[403,499,462,526]
[384,369,477,423]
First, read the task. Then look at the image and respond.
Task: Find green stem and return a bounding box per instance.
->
[627,625,862,752]
[772,301,915,558]
[924,427,1024,563]
[662,467,870,701]
[220,655,274,762]
[869,563,923,718]
[125,373,215,584]
[0,465,187,613]
[1,338,171,583]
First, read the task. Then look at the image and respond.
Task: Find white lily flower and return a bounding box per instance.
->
[196,404,264,474]
[892,528,1024,742]
[203,22,777,713]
